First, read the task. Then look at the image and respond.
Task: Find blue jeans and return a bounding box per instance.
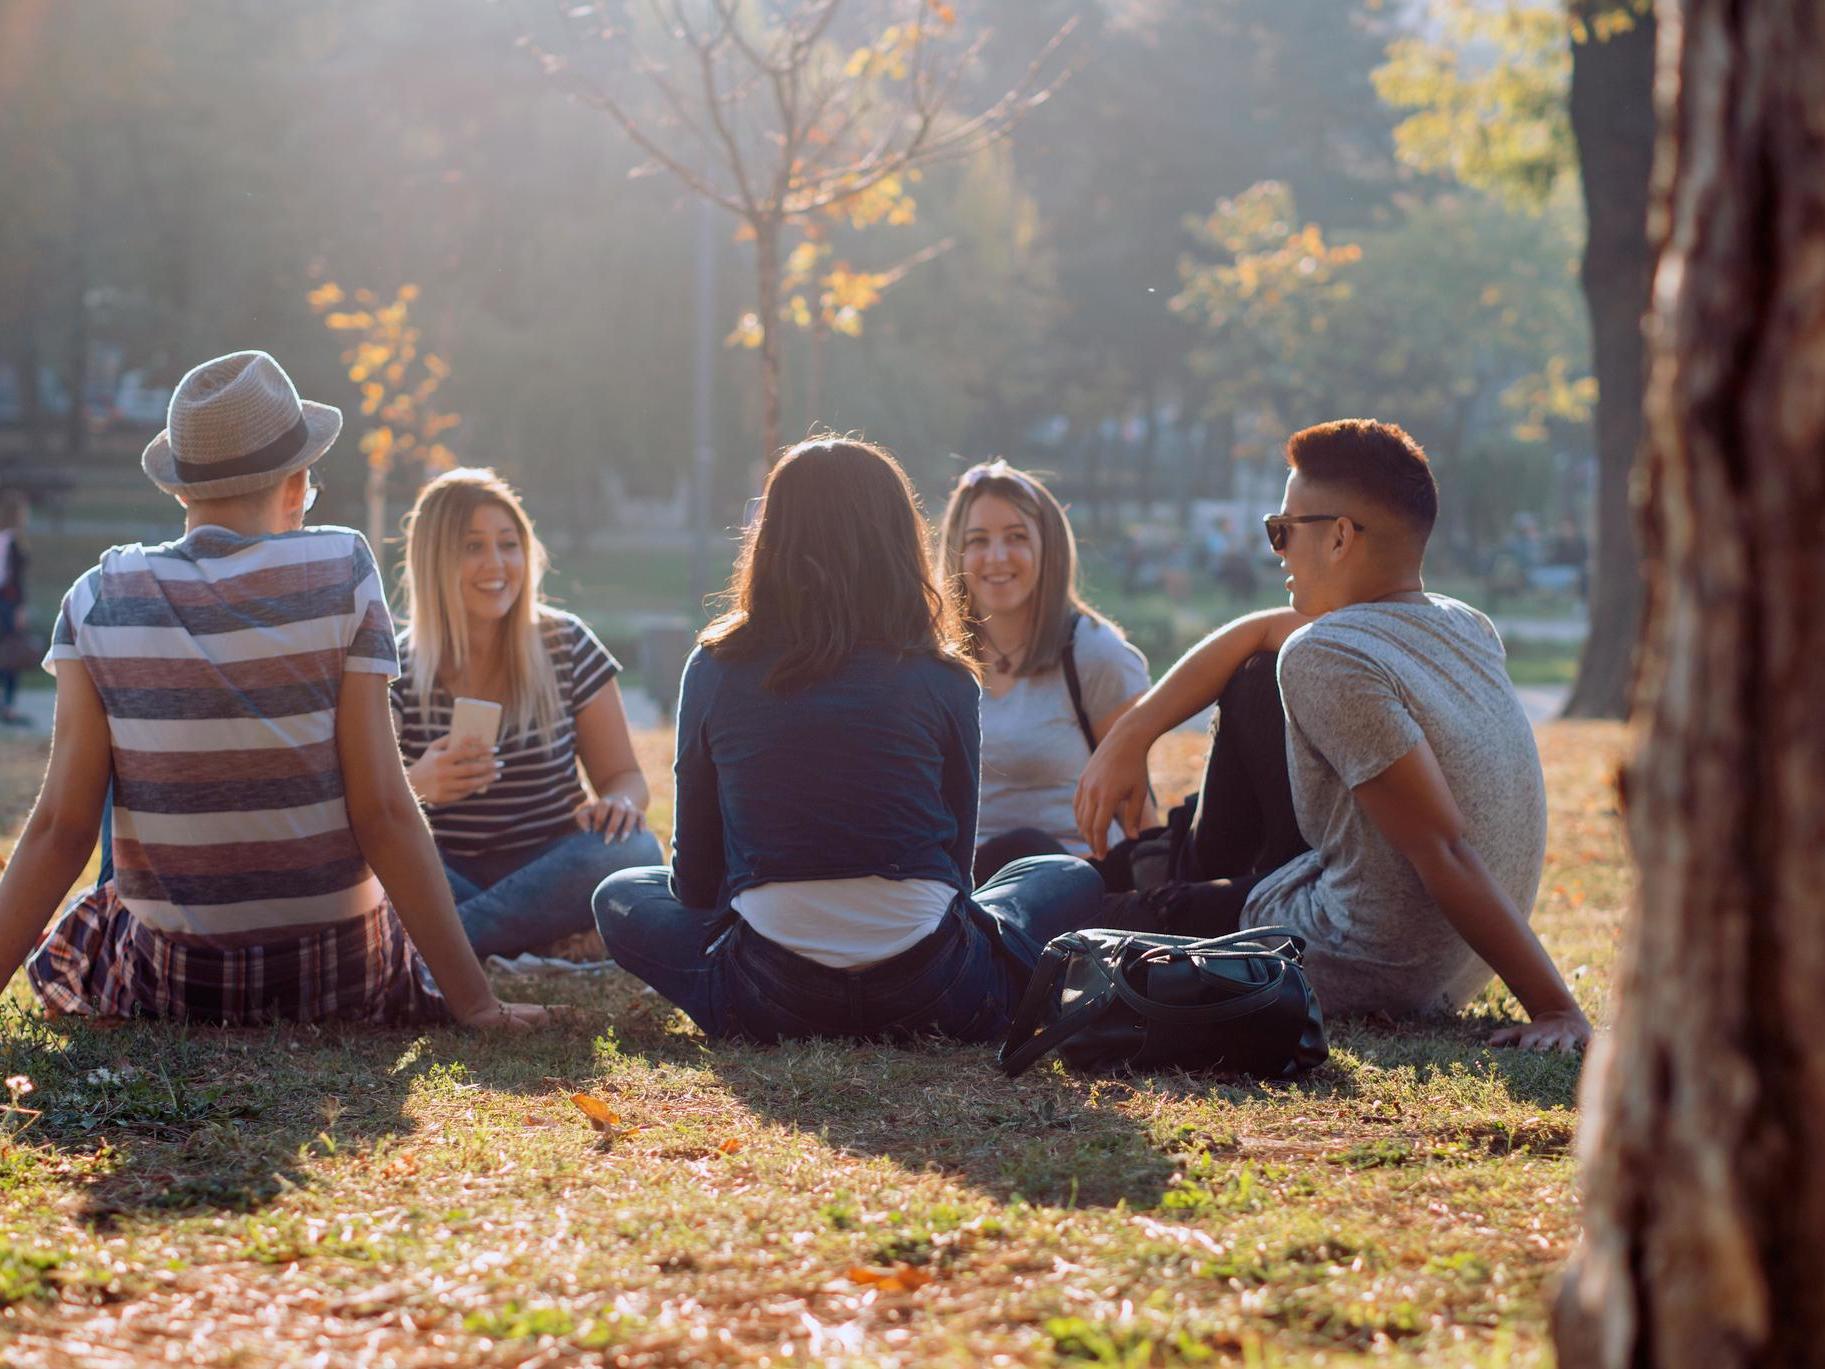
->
[445,826,664,958]
[592,855,1105,1043]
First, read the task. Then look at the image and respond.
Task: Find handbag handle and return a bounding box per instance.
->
[1106,937,1292,1026]
[999,937,1117,1078]
[997,983,1115,1079]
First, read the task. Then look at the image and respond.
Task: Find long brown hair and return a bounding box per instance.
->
[936,460,1103,676]
[700,436,974,692]
[398,467,564,742]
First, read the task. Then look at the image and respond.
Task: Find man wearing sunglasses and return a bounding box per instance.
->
[1076,419,1588,1053]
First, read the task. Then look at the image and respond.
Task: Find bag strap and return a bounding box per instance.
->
[1060,612,1098,754]
[1108,939,1291,1025]
[998,988,1114,1079]
[999,936,1114,1078]
[1064,613,1158,809]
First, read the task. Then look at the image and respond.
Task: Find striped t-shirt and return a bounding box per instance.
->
[390,610,620,859]
[46,525,399,942]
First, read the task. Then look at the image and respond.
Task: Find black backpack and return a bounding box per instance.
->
[999,926,1329,1079]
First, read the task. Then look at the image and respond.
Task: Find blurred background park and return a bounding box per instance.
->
[0,0,1651,721]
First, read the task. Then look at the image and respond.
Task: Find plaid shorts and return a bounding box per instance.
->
[27,883,451,1027]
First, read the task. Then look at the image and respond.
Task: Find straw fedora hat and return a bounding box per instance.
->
[142,351,342,499]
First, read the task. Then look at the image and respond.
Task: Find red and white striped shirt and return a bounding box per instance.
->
[48,524,398,943]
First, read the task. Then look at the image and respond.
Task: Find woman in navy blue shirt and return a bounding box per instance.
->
[593,436,1103,1042]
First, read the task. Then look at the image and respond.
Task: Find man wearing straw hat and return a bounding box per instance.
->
[0,351,552,1029]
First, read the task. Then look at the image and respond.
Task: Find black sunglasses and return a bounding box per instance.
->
[1263,513,1366,552]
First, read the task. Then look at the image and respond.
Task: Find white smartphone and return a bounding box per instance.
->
[448,696,503,749]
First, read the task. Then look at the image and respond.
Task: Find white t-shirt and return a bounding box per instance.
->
[978,615,1150,855]
[733,877,957,969]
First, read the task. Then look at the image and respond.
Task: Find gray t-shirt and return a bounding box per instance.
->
[1241,595,1547,1017]
[979,615,1151,855]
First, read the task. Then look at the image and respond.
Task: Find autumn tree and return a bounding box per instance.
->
[1376,1,1656,717]
[308,282,459,554]
[1551,1,1825,1362]
[1175,182,1595,556]
[524,0,1070,470]
[1171,182,1363,442]
[995,0,1398,519]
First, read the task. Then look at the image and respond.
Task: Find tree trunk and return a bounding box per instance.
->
[1137,385,1160,511]
[755,218,784,472]
[366,462,388,569]
[62,151,95,464]
[1203,411,1235,500]
[12,258,45,453]
[1554,3,1825,1364]
[806,320,828,436]
[1561,4,1657,718]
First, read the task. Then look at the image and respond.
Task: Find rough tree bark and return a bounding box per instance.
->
[1554,2,1825,1364]
[1562,2,1658,718]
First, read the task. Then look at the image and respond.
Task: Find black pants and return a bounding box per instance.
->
[1181,651,1308,883]
[1107,651,1310,936]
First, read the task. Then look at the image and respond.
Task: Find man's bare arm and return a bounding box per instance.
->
[0,663,112,995]
[1074,608,1306,857]
[337,672,548,1030]
[1352,741,1590,1052]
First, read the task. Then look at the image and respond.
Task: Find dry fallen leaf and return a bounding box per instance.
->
[844,1263,934,1293]
[570,1093,621,1131]
[717,1137,744,1155]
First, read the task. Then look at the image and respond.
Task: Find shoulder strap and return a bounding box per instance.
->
[1059,612,1098,754]
[1064,612,1158,807]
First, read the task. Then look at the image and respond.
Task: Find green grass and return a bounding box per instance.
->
[0,721,1627,1365]
[1501,638,1581,687]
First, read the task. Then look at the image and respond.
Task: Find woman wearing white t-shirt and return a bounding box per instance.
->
[936,461,1151,885]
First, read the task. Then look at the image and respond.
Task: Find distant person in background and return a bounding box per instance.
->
[0,490,29,725]
[935,461,1151,886]
[1,351,551,1028]
[1549,516,1590,599]
[393,468,661,959]
[594,437,1104,1044]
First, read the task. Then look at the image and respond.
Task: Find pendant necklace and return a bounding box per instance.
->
[984,632,1029,675]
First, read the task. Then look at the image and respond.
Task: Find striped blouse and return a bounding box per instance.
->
[46,524,398,942]
[390,610,620,859]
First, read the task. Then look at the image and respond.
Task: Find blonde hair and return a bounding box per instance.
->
[398,468,563,743]
[935,460,1105,677]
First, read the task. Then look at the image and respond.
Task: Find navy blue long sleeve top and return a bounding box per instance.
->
[668,643,982,910]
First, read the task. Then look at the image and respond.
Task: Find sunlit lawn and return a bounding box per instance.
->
[0,722,1625,1366]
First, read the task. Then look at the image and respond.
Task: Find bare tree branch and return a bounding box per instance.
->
[528,0,1078,468]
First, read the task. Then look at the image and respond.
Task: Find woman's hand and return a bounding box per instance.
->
[458,999,562,1031]
[575,793,648,843]
[407,734,500,807]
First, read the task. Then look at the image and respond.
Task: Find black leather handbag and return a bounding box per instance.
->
[998,926,1329,1079]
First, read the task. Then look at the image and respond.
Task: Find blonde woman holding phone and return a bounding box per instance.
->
[394,468,661,956]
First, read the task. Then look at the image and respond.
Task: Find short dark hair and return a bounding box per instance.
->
[1285,419,1438,540]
